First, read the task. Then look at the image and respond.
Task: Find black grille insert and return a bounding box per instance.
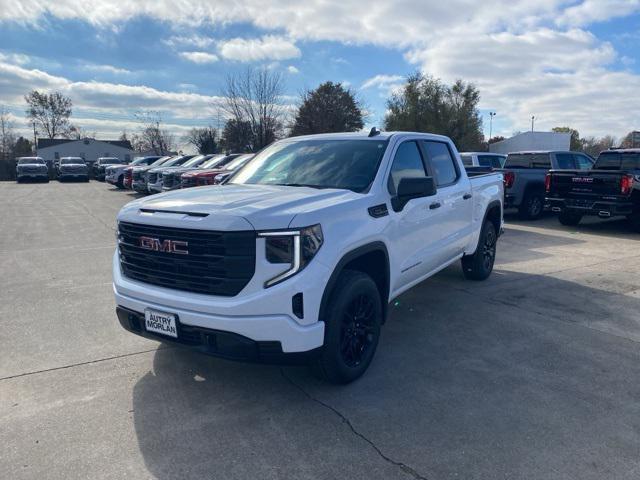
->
[118,222,256,296]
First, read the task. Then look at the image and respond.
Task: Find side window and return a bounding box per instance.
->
[387,141,426,195]
[477,156,492,167]
[555,153,575,169]
[574,154,593,170]
[423,141,458,186]
[460,155,473,166]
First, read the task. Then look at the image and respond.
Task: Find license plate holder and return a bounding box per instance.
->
[144,309,178,338]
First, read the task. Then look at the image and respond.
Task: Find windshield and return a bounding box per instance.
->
[230,139,388,192]
[100,158,121,165]
[226,155,253,170]
[149,156,172,167]
[505,153,551,169]
[18,158,45,165]
[61,158,84,165]
[182,155,207,168]
[199,155,225,169]
[162,156,191,167]
[595,152,640,170]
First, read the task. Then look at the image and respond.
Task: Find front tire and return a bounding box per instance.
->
[462,220,497,281]
[558,211,582,226]
[518,192,544,220]
[313,270,382,384]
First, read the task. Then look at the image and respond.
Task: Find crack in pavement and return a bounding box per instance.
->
[280,368,429,480]
[0,346,173,382]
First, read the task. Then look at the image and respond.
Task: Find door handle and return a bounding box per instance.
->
[463,193,472,200]
[429,202,441,210]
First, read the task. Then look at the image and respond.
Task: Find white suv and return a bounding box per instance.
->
[114,131,504,383]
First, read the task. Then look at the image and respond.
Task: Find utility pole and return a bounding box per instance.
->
[488,112,496,142]
[531,116,535,132]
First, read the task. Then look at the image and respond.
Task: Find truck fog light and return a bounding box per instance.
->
[259,224,323,287]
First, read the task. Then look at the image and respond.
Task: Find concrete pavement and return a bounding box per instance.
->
[1,181,639,479]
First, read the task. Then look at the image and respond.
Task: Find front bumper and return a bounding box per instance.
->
[547,197,634,217]
[147,181,163,193]
[116,306,320,363]
[113,251,327,354]
[132,180,148,193]
[59,172,89,180]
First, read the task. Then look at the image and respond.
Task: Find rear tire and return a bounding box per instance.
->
[518,191,544,220]
[313,270,382,384]
[558,211,582,226]
[462,220,497,281]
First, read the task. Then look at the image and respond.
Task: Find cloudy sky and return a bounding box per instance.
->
[1,0,639,150]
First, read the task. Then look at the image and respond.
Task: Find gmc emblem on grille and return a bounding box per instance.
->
[139,236,189,254]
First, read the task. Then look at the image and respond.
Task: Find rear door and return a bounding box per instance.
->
[421,140,473,262]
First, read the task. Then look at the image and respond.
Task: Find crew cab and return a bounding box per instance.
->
[16,157,49,183]
[113,131,503,383]
[58,157,89,182]
[93,157,124,181]
[500,151,594,219]
[180,154,253,188]
[460,152,506,168]
[546,149,640,231]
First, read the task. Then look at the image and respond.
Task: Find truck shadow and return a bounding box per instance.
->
[505,212,637,240]
[130,265,640,479]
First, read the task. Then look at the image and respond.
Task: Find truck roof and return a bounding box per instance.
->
[508,150,578,155]
[603,148,640,153]
[284,131,452,143]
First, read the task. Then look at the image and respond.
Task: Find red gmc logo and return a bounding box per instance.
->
[139,236,189,254]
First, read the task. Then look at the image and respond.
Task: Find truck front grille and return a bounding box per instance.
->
[163,173,175,188]
[148,173,158,184]
[118,222,256,296]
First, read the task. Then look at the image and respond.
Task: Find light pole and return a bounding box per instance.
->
[488,112,496,142]
[531,115,535,132]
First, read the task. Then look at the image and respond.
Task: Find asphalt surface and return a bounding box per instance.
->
[1,180,639,480]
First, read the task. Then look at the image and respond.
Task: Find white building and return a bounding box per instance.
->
[37,138,134,168]
[489,131,571,154]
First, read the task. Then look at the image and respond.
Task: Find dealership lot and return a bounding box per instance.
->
[1,181,639,480]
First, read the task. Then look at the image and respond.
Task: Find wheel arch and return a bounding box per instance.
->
[319,242,390,325]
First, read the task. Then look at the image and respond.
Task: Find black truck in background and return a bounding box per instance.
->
[546,149,640,231]
[500,151,594,220]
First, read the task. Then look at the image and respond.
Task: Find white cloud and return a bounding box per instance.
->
[287,65,299,74]
[179,51,219,64]
[406,28,640,137]
[164,34,215,49]
[3,1,640,137]
[219,35,300,62]
[83,63,131,75]
[557,0,640,26]
[361,74,404,90]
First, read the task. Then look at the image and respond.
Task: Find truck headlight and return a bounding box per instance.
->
[258,224,323,287]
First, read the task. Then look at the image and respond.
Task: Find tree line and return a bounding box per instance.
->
[1,68,637,177]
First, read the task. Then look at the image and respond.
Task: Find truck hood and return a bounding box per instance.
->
[119,183,362,230]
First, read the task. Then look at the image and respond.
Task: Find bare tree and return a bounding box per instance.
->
[24,90,72,139]
[0,107,16,162]
[184,126,218,154]
[222,67,285,151]
[133,111,176,155]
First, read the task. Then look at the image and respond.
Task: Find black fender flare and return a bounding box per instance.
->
[319,241,390,325]
[483,199,503,236]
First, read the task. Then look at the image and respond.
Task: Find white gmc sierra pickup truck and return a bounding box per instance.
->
[114,131,504,383]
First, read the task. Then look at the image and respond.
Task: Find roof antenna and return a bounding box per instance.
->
[368,127,381,137]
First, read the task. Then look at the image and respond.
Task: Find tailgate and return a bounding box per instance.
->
[549,170,623,199]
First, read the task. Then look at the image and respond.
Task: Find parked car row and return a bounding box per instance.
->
[104,152,254,195]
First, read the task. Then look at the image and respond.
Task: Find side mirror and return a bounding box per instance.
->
[392,176,437,211]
